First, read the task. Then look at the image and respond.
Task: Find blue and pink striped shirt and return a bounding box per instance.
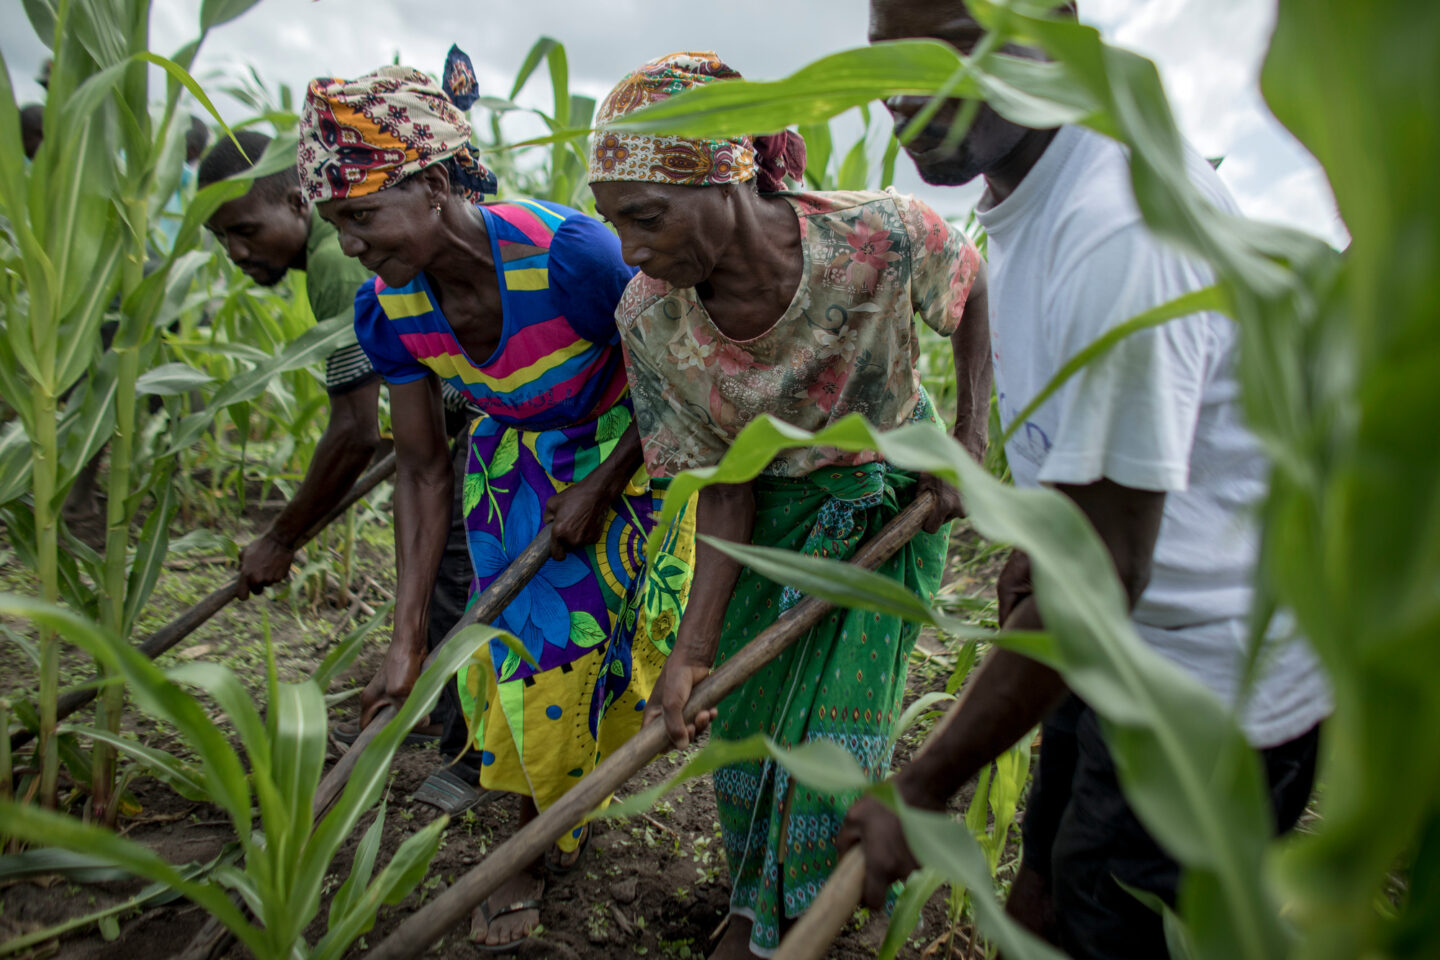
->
[353,198,634,431]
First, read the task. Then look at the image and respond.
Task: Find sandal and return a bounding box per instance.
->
[331,718,440,747]
[544,822,591,875]
[411,768,490,815]
[471,877,545,953]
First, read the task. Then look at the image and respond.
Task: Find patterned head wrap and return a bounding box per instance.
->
[589,51,805,193]
[298,46,497,204]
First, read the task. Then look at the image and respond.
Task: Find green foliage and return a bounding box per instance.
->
[0,2,1428,957]
[1255,3,1439,957]
[995,285,1227,447]
[0,843,240,956]
[597,726,1055,960]
[478,37,596,210]
[800,105,900,193]
[876,782,1063,960]
[0,0,249,811]
[597,735,870,824]
[603,41,1075,141]
[0,0,381,816]
[0,593,509,960]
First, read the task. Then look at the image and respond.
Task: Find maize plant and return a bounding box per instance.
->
[0,594,508,960]
[0,0,320,816]
[473,36,597,211]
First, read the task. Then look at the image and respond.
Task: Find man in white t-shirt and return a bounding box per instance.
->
[840,3,1331,958]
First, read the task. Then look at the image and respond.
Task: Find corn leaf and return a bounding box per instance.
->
[0,596,255,835]
[888,691,956,750]
[997,286,1228,447]
[326,800,388,931]
[0,800,263,955]
[294,623,510,945]
[200,0,265,31]
[0,849,130,885]
[312,601,396,693]
[509,37,562,102]
[166,314,352,454]
[880,784,1066,960]
[876,865,945,960]
[597,734,870,823]
[698,534,986,639]
[59,724,209,802]
[264,679,329,946]
[53,356,121,501]
[310,814,447,960]
[119,465,177,637]
[135,362,215,396]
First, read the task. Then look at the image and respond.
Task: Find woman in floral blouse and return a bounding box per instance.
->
[588,52,990,960]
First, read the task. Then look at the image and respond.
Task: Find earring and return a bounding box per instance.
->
[432,204,442,216]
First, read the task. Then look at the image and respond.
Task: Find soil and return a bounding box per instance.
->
[0,491,1017,960]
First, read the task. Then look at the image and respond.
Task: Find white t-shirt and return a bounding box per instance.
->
[976,125,1331,747]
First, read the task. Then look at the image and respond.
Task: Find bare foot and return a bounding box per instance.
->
[710,915,759,960]
[470,868,545,949]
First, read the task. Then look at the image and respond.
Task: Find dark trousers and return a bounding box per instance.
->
[424,435,483,783]
[1020,695,1320,960]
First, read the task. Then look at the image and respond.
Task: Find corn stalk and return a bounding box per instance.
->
[92,0,151,823]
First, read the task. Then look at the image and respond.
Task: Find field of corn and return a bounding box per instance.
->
[0,1,1435,959]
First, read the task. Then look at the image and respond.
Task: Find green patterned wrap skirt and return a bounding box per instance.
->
[712,462,949,955]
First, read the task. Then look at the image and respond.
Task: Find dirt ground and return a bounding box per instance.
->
[0,493,1016,960]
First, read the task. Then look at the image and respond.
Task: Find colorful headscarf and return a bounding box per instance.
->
[298,47,496,204]
[588,51,805,193]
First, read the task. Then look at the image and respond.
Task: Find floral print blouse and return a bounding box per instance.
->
[616,189,982,477]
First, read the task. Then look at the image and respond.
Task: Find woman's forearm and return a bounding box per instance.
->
[590,422,644,499]
[391,457,454,655]
[675,481,757,666]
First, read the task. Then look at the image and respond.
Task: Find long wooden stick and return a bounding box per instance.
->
[363,491,936,960]
[9,452,399,750]
[311,526,552,818]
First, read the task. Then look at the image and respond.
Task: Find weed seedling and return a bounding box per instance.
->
[586,902,610,941]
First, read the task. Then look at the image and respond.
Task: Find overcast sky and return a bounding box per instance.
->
[2,0,1344,246]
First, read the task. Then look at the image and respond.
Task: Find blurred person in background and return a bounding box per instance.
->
[21,103,43,161]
